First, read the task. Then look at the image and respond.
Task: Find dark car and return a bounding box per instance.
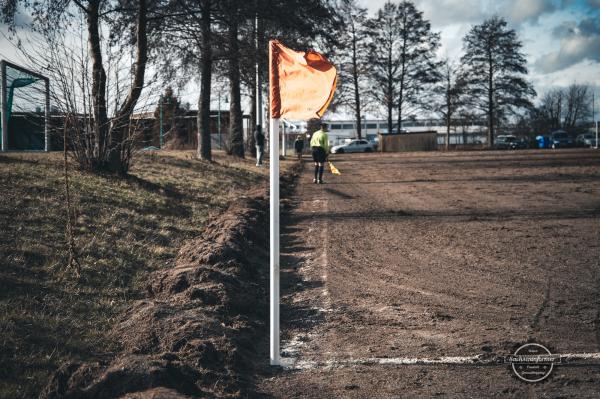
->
[550,131,573,148]
[494,135,524,150]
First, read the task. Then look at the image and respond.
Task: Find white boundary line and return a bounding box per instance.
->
[281,352,600,370]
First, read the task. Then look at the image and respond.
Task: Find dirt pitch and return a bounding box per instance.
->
[258,149,600,398]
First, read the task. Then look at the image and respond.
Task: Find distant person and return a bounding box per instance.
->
[310,123,330,184]
[294,136,305,160]
[254,126,265,166]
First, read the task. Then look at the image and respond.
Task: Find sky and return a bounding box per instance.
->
[358,0,600,113]
[1,0,599,119]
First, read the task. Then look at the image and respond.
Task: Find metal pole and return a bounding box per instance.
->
[593,92,597,150]
[1,61,7,151]
[282,122,286,157]
[270,117,280,366]
[44,78,50,151]
[218,92,221,149]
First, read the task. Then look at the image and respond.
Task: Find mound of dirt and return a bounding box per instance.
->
[41,167,300,399]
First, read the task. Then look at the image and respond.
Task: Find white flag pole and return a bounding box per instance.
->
[270,116,280,366]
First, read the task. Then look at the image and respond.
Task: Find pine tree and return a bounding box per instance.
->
[461,16,535,147]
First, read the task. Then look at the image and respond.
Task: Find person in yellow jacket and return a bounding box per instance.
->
[310,123,330,184]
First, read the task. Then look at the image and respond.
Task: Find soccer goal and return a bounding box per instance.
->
[0,60,50,151]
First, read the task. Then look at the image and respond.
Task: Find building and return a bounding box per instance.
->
[322,118,488,146]
[131,110,252,150]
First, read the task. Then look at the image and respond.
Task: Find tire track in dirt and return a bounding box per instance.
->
[259,150,600,398]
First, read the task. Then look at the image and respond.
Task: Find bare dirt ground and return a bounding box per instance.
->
[258,149,600,398]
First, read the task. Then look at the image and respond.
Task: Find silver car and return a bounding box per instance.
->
[331,139,374,154]
[576,133,598,147]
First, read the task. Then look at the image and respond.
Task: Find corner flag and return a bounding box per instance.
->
[269,40,337,119]
[329,161,341,175]
[268,40,337,366]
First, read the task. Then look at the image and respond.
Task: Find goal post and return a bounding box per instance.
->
[0,60,50,151]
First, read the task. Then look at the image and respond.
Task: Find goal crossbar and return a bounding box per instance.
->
[0,60,50,151]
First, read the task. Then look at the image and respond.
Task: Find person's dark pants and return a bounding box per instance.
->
[311,146,326,181]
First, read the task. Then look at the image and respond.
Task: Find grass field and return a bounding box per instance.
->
[0,150,277,399]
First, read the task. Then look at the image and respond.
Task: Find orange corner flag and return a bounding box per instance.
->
[329,161,341,175]
[269,40,337,120]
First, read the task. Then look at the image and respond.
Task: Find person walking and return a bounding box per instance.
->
[294,135,305,160]
[310,123,330,184]
[254,127,265,166]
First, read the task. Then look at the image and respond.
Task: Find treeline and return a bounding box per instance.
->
[2,0,339,174]
[334,0,537,148]
[1,0,592,176]
[518,84,594,136]
[335,1,595,145]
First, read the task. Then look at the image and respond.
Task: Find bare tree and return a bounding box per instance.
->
[367,0,440,134]
[563,83,591,130]
[538,88,564,131]
[429,59,465,149]
[334,0,369,139]
[2,0,155,175]
[197,0,213,161]
[220,0,245,158]
[534,83,592,134]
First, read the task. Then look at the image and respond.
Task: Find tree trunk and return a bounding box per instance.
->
[197,0,212,161]
[108,0,148,175]
[396,29,407,133]
[248,88,256,151]
[387,95,393,136]
[446,87,451,150]
[227,16,244,158]
[487,58,494,147]
[397,88,403,133]
[386,46,393,135]
[397,72,404,133]
[351,31,362,139]
[87,0,109,164]
[446,116,450,150]
[247,16,257,153]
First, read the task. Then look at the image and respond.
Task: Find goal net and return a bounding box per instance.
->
[1,60,49,151]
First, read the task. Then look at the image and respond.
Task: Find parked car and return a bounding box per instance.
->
[550,131,573,148]
[366,134,379,150]
[517,137,530,149]
[575,133,598,147]
[494,135,524,150]
[331,139,374,154]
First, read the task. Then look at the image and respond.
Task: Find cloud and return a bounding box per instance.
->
[551,21,578,37]
[579,15,600,35]
[417,0,485,27]
[536,16,600,73]
[360,0,558,28]
[587,0,600,9]
[358,0,485,27]
[506,0,556,23]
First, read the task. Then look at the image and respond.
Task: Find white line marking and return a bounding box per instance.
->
[280,192,332,359]
[280,352,600,370]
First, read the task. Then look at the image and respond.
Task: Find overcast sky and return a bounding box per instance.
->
[359,0,600,108]
[1,0,599,119]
